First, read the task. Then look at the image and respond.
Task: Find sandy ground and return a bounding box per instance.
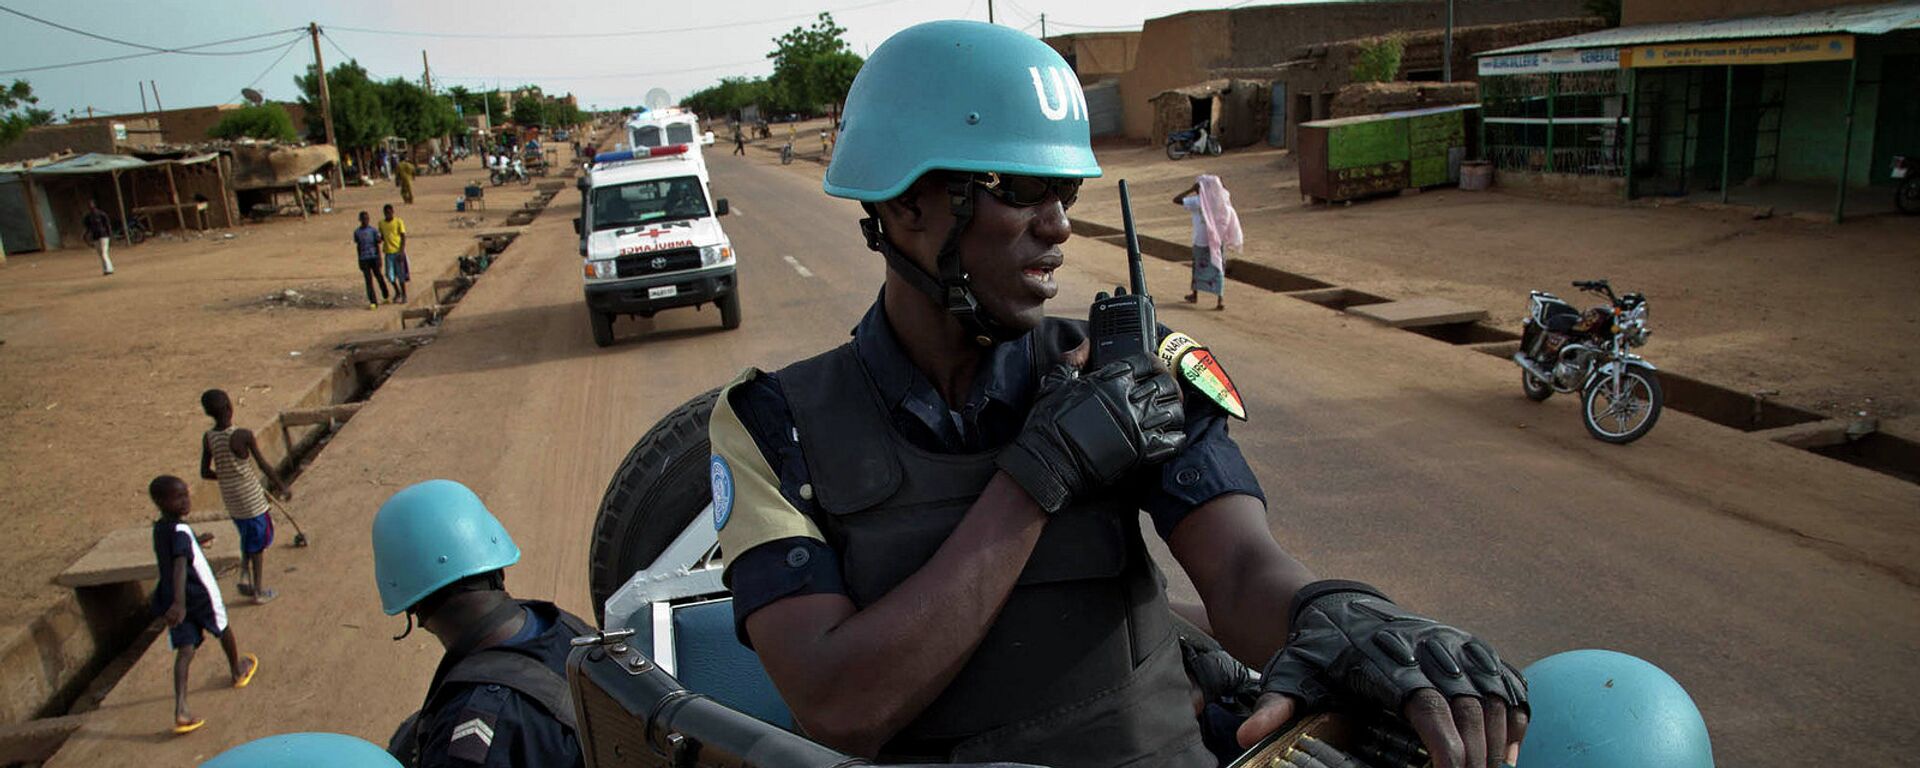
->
[44,145,1920,766]
[0,147,568,628]
[1075,144,1920,426]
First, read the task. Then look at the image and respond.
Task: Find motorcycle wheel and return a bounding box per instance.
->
[1582,368,1663,444]
[518,173,531,185]
[1896,178,1920,215]
[491,174,503,187]
[1166,142,1188,161]
[587,388,721,624]
[1522,369,1553,402]
[1207,138,1224,156]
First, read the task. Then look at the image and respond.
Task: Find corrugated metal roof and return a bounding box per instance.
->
[1301,103,1480,128]
[1480,1,1920,56]
[0,152,219,175]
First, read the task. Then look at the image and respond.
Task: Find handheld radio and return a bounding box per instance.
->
[1088,180,1158,368]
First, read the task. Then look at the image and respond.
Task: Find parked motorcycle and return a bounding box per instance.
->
[1893,155,1918,215]
[1513,279,1663,444]
[1166,120,1223,160]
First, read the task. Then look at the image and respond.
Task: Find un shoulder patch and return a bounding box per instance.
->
[710,454,734,530]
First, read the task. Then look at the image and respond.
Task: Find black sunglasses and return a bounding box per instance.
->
[970,172,1082,210]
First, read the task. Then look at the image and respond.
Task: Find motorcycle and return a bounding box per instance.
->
[1894,155,1918,215]
[1166,120,1223,160]
[489,155,529,186]
[1513,279,1663,444]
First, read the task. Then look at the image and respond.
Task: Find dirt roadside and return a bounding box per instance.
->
[1074,144,1920,429]
[0,146,571,629]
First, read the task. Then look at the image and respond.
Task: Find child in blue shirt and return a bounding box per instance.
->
[149,475,259,734]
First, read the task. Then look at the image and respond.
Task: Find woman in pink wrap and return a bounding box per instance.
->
[1173,174,1243,311]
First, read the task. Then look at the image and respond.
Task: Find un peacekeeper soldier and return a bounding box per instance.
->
[372,480,590,768]
[710,20,1530,768]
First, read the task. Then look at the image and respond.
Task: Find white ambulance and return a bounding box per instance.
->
[574,143,738,347]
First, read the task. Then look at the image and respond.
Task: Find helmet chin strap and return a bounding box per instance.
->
[859,178,1023,346]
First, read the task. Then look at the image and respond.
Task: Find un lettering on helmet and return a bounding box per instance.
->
[1029,66,1089,123]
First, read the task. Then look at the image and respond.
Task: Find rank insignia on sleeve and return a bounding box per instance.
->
[448,713,496,763]
[1157,332,1247,420]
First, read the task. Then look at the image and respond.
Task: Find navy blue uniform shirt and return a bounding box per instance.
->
[724,298,1265,643]
[418,603,584,768]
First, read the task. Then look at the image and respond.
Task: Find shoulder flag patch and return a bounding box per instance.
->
[1158,331,1247,420]
[448,716,495,763]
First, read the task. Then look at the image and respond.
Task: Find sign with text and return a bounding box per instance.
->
[1478,48,1621,76]
[1623,34,1854,68]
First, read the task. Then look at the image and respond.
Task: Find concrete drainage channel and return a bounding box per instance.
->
[0,201,554,763]
[1071,218,1920,485]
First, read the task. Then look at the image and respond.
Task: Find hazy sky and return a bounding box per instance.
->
[0,0,1287,118]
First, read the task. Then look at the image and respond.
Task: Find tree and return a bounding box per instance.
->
[296,61,390,150]
[1350,34,1405,83]
[685,76,774,120]
[1,80,56,149]
[766,13,863,115]
[208,104,298,142]
[543,100,586,129]
[375,78,462,142]
[447,85,506,123]
[511,96,544,128]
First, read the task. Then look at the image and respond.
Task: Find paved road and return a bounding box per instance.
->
[51,148,1920,766]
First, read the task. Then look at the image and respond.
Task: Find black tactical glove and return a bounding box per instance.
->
[1260,580,1528,717]
[997,357,1185,514]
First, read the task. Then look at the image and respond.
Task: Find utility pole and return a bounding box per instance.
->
[422,50,432,93]
[1443,0,1455,82]
[310,22,342,189]
[149,80,163,112]
[138,84,147,113]
[1041,13,1047,37]
[988,0,994,23]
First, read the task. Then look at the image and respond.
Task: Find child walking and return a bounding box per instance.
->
[199,389,290,603]
[149,475,259,734]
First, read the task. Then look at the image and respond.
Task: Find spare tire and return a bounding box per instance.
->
[587,388,721,625]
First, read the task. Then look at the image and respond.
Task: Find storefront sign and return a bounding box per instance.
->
[1478,48,1620,76]
[1623,34,1854,68]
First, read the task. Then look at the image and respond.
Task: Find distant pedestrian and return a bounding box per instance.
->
[378,204,411,303]
[354,211,389,309]
[732,129,746,156]
[1174,175,1243,311]
[395,158,416,205]
[199,389,289,604]
[149,474,259,735]
[374,147,389,180]
[83,200,113,276]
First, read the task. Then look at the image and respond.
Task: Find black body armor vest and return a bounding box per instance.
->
[777,318,1211,767]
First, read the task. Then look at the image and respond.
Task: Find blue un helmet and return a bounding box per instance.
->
[201,732,402,767]
[371,479,521,616]
[1518,650,1714,767]
[825,20,1101,344]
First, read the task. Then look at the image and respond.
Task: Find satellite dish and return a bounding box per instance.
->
[645,88,673,111]
[241,88,264,106]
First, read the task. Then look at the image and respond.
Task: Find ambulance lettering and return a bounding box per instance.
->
[618,239,695,256]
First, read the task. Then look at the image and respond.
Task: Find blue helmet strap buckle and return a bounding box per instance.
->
[859,180,1019,347]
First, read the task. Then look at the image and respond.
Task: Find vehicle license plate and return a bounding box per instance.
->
[649,285,678,299]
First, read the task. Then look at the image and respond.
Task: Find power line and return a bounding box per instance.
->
[0,31,306,75]
[435,58,769,83]
[325,0,910,40]
[319,30,355,64]
[239,37,306,97]
[1042,19,1143,31]
[0,5,301,56]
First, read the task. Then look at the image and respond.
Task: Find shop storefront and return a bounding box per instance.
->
[1476,3,1920,221]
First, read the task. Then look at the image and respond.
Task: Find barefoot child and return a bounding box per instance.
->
[199,389,290,603]
[149,475,259,734]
